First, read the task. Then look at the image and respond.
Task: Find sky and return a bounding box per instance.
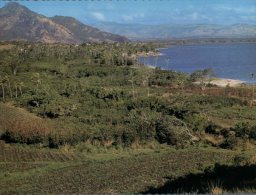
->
[0,0,256,25]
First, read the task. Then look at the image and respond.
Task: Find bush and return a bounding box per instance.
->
[127,109,194,146]
[219,137,238,149]
[156,115,193,146]
[205,123,221,135]
[128,108,160,142]
[121,130,136,147]
[184,112,209,132]
[249,125,256,140]
[232,122,250,138]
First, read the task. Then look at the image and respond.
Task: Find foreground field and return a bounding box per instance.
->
[0,143,241,194]
[0,42,256,193]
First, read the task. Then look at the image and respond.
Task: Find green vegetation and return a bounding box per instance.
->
[0,41,256,193]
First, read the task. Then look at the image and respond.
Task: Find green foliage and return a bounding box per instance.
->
[249,125,256,139]
[150,69,189,86]
[220,136,238,149]
[184,112,209,132]
[156,115,192,146]
[190,68,215,82]
[232,122,256,140]
[233,122,250,138]
[205,123,222,135]
[128,108,160,142]
[0,42,255,149]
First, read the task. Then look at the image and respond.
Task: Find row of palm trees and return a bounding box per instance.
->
[0,76,23,101]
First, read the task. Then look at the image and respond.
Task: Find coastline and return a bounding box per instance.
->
[135,51,164,57]
[194,78,246,87]
[210,78,246,87]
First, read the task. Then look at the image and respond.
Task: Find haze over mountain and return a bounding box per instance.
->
[0,2,128,44]
[93,22,256,40]
[1,2,255,43]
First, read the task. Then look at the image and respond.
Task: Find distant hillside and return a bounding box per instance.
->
[93,22,256,40]
[51,16,128,43]
[0,3,128,44]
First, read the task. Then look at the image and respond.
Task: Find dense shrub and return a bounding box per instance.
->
[184,112,209,132]
[127,108,194,146]
[126,96,167,112]
[0,42,255,149]
[249,125,256,139]
[205,123,222,135]
[232,122,250,138]
[121,130,136,147]
[156,115,192,146]
[219,137,238,149]
[128,108,160,142]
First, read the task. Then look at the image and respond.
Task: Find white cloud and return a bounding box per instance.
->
[241,15,256,21]
[183,12,211,21]
[122,15,134,22]
[191,12,199,20]
[90,12,106,21]
[215,6,256,14]
[122,13,145,22]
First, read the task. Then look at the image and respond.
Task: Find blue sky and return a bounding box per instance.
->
[0,0,256,25]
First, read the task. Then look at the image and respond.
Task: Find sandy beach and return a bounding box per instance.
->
[211,78,245,87]
[135,51,164,57]
[194,78,245,87]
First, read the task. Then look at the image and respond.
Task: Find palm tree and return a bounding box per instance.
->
[18,82,24,96]
[128,69,135,99]
[14,81,18,98]
[251,73,255,106]
[31,73,41,94]
[5,76,12,99]
[0,76,6,102]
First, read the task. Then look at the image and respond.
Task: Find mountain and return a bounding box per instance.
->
[93,22,256,40]
[51,16,128,43]
[0,3,128,44]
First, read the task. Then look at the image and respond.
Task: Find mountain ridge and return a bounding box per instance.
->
[92,22,256,40]
[0,2,129,44]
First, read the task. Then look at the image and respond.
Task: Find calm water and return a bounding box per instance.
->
[138,43,256,83]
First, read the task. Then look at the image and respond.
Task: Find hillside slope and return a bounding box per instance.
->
[51,16,128,43]
[0,3,128,44]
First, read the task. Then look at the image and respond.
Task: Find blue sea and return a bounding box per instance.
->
[138,43,256,83]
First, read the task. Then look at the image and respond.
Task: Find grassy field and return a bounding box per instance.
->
[0,142,240,194]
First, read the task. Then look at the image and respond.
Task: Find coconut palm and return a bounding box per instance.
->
[251,73,255,105]
[4,76,12,99]
[0,76,6,102]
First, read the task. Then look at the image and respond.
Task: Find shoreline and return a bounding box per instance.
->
[194,78,246,87]
[141,61,250,87]
[135,51,164,57]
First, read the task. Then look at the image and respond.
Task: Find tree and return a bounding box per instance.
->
[190,68,215,91]
[156,115,196,146]
[0,76,6,102]
[128,69,136,99]
[4,46,28,76]
[143,67,154,97]
[31,73,42,93]
[251,73,255,107]
[5,76,12,99]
